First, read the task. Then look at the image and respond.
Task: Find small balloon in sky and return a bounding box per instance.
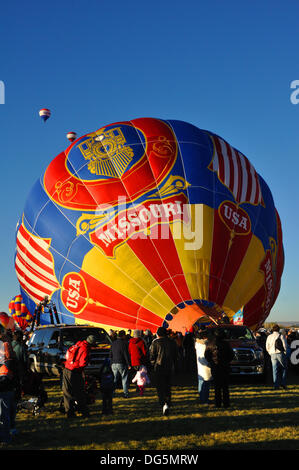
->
[66,132,77,142]
[39,108,51,122]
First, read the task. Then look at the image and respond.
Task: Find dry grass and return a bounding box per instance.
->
[5,367,299,451]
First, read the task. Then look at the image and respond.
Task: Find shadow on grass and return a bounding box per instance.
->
[12,408,299,450]
[12,391,299,450]
[9,368,299,450]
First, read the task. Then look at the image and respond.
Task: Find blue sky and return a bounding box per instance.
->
[0,0,298,322]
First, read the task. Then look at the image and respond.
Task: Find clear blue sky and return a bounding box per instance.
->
[0,0,298,322]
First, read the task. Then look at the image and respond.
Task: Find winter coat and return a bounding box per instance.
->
[195,339,212,381]
[0,340,16,391]
[266,331,287,355]
[204,337,234,372]
[110,338,131,366]
[64,340,91,371]
[132,366,150,387]
[150,336,178,373]
[128,338,147,367]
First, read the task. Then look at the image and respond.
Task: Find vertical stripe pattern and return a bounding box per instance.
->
[210,136,263,205]
[15,222,59,304]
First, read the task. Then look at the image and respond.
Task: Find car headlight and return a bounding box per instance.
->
[232,348,238,359]
[255,348,264,360]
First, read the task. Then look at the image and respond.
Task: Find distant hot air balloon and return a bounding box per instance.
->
[14,118,284,333]
[9,295,33,330]
[0,312,15,331]
[66,132,77,142]
[39,108,51,122]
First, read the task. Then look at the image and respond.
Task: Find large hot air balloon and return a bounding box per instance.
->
[9,295,33,330]
[39,108,51,122]
[14,118,284,332]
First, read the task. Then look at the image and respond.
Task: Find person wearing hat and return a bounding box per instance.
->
[128,330,147,369]
[266,324,288,390]
[62,334,97,418]
[149,326,178,416]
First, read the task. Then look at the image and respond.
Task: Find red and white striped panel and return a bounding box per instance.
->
[210,135,263,205]
[39,108,51,117]
[15,222,59,305]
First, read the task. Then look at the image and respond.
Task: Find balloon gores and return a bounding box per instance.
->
[14,118,284,333]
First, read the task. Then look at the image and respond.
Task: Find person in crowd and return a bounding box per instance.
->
[183,329,196,372]
[143,329,153,350]
[108,329,117,342]
[204,329,234,408]
[0,326,18,442]
[287,329,298,345]
[128,330,147,371]
[99,358,115,415]
[12,330,28,396]
[62,335,96,418]
[132,365,150,396]
[266,324,288,389]
[110,330,131,398]
[169,331,184,373]
[149,327,178,416]
[194,330,212,405]
[254,330,267,351]
[126,329,132,341]
[286,329,299,368]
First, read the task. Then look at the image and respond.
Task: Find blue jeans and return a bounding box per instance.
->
[111,363,129,394]
[271,353,287,388]
[197,376,211,404]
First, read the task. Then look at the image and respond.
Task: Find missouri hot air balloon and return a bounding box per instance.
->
[14,118,284,332]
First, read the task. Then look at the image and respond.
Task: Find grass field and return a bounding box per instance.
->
[5,366,299,451]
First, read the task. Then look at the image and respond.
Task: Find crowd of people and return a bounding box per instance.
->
[0,320,298,444]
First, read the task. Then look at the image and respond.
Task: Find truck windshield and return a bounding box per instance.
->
[209,326,254,341]
[61,328,110,348]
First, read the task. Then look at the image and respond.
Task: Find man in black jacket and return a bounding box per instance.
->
[150,327,178,416]
[110,330,131,398]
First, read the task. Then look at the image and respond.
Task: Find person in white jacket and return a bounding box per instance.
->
[266,324,288,389]
[194,330,212,404]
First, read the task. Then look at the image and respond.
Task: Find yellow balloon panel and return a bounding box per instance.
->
[223,235,266,312]
[81,244,175,319]
[171,204,214,301]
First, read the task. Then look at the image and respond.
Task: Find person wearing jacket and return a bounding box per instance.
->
[62,335,96,418]
[99,358,115,415]
[110,330,131,398]
[12,330,28,398]
[195,330,212,405]
[128,330,147,369]
[149,327,178,416]
[132,365,150,396]
[266,324,288,389]
[204,329,234,408]
[0,328,17,442]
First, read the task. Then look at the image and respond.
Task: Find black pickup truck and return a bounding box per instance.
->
[27,324,111,378]
[206,325,265,378]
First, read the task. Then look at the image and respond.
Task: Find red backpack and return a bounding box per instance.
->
[65,341,88,370]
